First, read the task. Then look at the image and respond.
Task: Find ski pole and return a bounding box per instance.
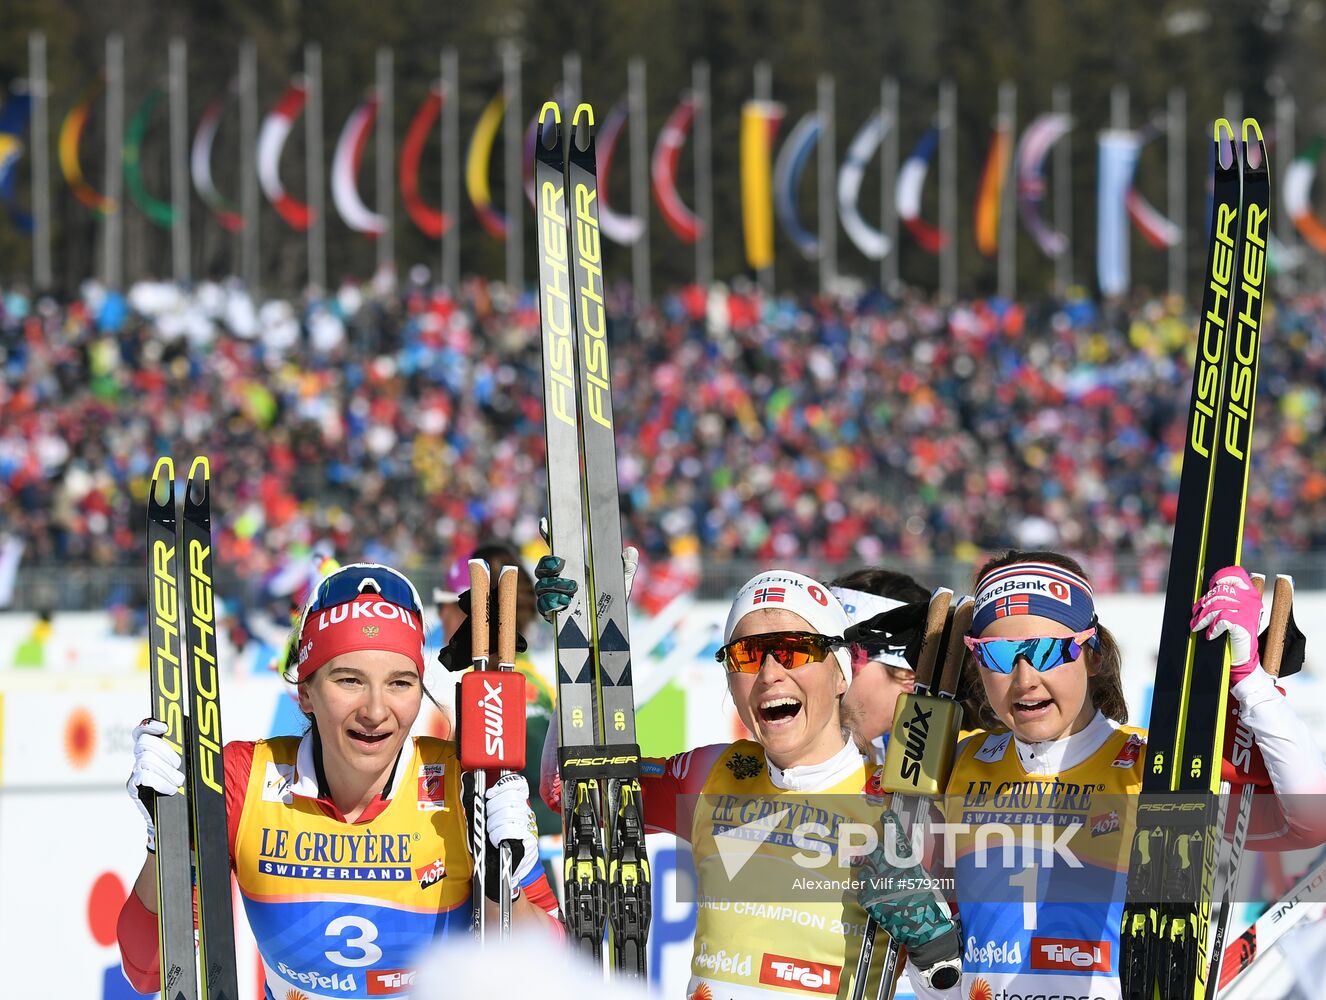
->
[849,587,952,1000]
[468,559,491,940]
[1208,573,1293,994]
[495,565,520,937]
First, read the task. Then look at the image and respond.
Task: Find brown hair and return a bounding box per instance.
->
[963,549,1128,730]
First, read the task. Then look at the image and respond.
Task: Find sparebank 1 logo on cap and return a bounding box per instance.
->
[974,575,1074,611]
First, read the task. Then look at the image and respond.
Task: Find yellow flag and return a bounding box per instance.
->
[740,100,784,271]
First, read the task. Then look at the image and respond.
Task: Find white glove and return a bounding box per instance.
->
[127,719,185,852]
[485,772,540,895]
[622,545,640,599]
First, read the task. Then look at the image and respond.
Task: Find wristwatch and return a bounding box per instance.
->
[917,956,962,991]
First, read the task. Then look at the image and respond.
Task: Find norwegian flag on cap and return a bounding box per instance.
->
[753,586,786,605]
[994,595,1031,618]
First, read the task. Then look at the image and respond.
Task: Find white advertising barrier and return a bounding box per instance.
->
[2,593,1325,998]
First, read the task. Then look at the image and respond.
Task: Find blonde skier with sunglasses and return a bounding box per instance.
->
[536,565,961,999]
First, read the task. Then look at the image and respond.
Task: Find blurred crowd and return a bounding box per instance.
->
[2,270,1325,598]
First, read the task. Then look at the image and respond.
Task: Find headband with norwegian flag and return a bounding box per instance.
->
[971,561,1096,636]
[724,570,854,684]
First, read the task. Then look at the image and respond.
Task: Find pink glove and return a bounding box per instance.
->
[1191,566,1262,685]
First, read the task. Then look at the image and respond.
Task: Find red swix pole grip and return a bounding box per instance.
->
[458,670,528,771]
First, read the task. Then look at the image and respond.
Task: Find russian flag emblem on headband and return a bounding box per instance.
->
[753,586,786,604]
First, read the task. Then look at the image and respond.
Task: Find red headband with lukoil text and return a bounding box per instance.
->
[294,594,425,682]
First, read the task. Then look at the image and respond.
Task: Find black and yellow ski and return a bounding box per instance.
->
[1120,118,1270,1000]
[147,456,238,1000]
[147,458,198,1000]
[180,458,239,1000]
[534,101,650,977]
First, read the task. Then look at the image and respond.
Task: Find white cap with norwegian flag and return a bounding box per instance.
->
[723,570,853,684]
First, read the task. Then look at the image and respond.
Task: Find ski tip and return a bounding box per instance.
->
[1242,117,1264,144]
[187,455,210,482]
[571,102,595,129]
[1214,118,1237,169]
[152,455,174,481]
[539,100,561,127]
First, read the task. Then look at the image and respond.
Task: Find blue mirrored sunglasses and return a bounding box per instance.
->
[963,628,1097,675]
[297,563,424,634]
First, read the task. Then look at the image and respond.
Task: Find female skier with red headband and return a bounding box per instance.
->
[117,562,558,999]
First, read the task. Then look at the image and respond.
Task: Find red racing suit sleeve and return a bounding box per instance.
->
[116,741,254,994]
[639,744,728,840]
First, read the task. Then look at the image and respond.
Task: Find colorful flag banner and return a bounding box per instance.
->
[975,115,1011,256]
[773,110,822,259]
[837,108,890,260]
[59,76,117,216]
[897,124,944,253]
[1097,128,1135,296]
[1284,137,1326,254]
[123,87,174,228]
[330,92,386,236]
[465,87,507,240]
[399,84,446,239]
[0,88,33,232]
[1125,120,1180,249]
[740,99,784,272]
[191,80,243,232]
[651,93,702,244]
[257,80,313,231]
[1016,112,1072,257]
[597,99,645,245]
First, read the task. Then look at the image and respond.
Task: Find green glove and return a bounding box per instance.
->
[856,809,958,950]
[534,555,577,623]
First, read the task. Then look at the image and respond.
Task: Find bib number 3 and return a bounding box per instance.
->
[324,915,383,967]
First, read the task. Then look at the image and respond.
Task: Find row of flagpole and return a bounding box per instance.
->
[9,32,1182,301]
[13,33,1322,302]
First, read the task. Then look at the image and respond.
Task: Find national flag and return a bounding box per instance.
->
[1016,112,1072,258]
[838,109,891,260]
[897,124,943,253]
[1097,128,1136,296]
[773,110,822,260]
[740,99,785,271]
[1284,139,1326,254]
[331,92,387,237]
[975,115,1011,256]
[994,595,1030,618]
[753,586,786,605]
[652,93,702,244]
